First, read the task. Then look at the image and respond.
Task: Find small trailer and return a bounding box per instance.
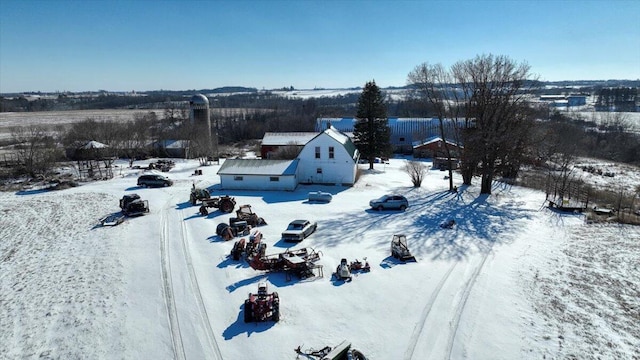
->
[308,191,332,203]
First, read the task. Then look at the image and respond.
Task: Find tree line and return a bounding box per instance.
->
[4,54,639,199]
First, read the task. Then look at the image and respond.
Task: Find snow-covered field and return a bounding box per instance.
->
[1,158,639,359]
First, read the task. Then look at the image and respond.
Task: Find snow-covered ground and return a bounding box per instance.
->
[1,158,638,359]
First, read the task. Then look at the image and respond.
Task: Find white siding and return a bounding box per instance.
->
[297,133,357,185]
[219,174,297,191]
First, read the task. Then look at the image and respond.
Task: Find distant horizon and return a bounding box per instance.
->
[1,0,639,93]
[2,78,639,96]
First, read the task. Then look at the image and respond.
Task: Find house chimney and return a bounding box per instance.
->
[326,120,331,130]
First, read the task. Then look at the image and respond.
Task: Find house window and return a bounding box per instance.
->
[399,137,405,142]
[234,176,243,181]
[329,146,334,159]
[316,168,322,174]
[315,146,321,159]
[270,177,279,182]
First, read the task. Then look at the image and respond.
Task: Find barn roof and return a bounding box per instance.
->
[80,140,108,149]
[217,159,299,176]
[413,136,462,148]
[261,132,317,146]
[324,126,358,159]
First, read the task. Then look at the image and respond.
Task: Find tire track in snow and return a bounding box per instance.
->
[177,208,224,359]
[160,206,186,360]
[403,249,492,360]
[403,261,458,360]
[444,251,491,360]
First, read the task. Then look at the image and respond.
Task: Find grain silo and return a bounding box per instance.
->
[189,94,212,158]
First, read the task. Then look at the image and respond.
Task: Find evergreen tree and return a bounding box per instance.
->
[354,80,391,170]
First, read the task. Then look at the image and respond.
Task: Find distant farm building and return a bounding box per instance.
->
[412,136,463,159]
[539,94,587,107]
[413,136,463,170]
[151,139,190,158]
[316,117,462,154]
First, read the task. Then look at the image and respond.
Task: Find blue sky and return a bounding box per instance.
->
[1,0,639,93]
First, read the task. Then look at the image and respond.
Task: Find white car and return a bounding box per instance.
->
[281,219,317,242]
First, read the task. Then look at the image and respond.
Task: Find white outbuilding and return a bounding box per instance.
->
[217,159,299,191]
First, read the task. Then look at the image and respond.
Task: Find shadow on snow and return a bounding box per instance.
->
[222,303,277,340]
[315,182,536,262]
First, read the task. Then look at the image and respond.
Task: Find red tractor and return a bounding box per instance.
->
[244,282,280,323]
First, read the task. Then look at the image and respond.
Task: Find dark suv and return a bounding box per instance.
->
[137,174,173,187]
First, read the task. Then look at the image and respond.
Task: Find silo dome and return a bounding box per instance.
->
[190,94,209,107]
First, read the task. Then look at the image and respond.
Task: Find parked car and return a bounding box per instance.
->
[369,194,408,211]
[137,174,173,187]
[282,219,317,242]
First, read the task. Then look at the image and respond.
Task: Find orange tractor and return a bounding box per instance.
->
[244,282,280,323]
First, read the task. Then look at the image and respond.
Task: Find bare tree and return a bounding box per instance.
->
[451,54,538,194]
[403,160,428,187]
[11,125,61,177]
[407,63,463,192]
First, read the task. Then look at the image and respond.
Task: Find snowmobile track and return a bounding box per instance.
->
[403,261,457,360]
[177,209,224,359]
[160,207,186,360]
[444,251,491,360]
[403,249,491,360]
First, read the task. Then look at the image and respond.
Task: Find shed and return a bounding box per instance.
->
[217,159,299,191]
[412,136,463,159]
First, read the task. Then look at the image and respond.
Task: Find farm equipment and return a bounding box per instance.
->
[249,246,324,280]
[232,204,267,227]
[391,234,416,262]
[334,257,370,282]
[294,340,368,360]
[244,282,280,323]
[119,194,149,217]
[148,159,175,172]
[100,194,149,226]
[216,221,251,241]
[350,258,371,273]
[334,258,352,281]
[198,195,236,215]
[230,230,263,260]
[231,238,246,260]
[190,186,210,205]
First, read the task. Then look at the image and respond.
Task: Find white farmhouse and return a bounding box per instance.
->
[297,126,359,186]
[216,126,359,190]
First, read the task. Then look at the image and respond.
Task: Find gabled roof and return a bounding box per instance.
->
[80,140,108,149]
[261,132,317,146]
[412,136,463,149]
[308,126,358,160]
[217,159,299,176]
